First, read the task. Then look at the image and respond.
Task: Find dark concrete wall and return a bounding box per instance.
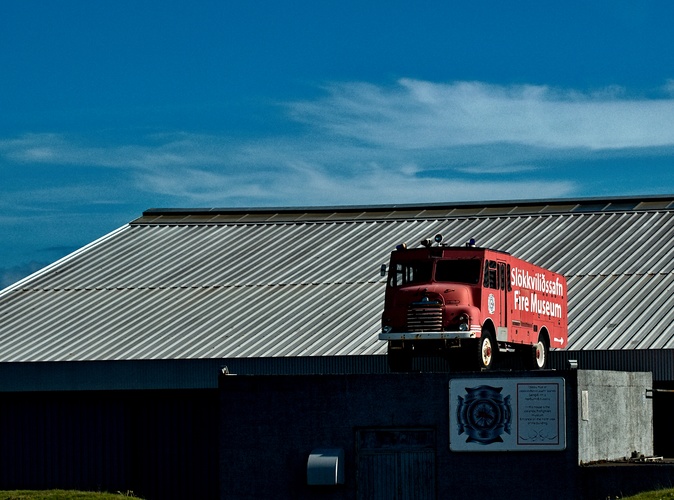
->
[219,371,581,500]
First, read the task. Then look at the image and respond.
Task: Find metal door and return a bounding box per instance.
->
[357,428,436,500]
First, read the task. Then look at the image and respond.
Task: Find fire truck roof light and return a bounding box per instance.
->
[466,238,476,247]
[421,238,432,248]
[434,234,443,244]
[395,243,407,251]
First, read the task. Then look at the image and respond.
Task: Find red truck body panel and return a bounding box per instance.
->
[380,246,568,352]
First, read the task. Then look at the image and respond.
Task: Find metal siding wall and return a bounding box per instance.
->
[218,350,674,380]
[0,390,219,500]
[549,349,674,382]
[0,392,128,490]
[219,354,450,375]
[9,350,674,393]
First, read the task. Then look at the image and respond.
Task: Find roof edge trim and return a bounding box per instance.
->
[140,194,674,218]
[0,224,131,298]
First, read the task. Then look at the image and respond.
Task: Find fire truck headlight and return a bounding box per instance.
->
[458,313,469,331]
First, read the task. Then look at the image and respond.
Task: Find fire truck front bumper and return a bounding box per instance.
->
[379,328,480,341]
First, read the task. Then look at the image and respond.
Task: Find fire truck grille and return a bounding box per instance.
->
[406,303,443,332]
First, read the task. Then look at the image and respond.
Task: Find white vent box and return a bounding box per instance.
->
[307,448,344,485]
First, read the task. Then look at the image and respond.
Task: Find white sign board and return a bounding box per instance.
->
[449,378,566,451]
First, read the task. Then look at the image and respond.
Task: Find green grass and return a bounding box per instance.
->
[0,491,142,500]
[3,487,673,500]
[621,488,674,499]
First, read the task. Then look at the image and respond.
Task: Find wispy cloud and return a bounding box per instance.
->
[2,79,674,207]
[288,79,674,150]
[0,132,233,169]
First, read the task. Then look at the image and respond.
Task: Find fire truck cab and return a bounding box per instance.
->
[379,236,568,371]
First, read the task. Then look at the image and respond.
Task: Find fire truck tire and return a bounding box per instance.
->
[387,344,413,372]
[477,329,496,370]
[526,333,549,370]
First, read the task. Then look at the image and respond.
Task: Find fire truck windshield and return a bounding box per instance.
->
[388,259,482,287]
[388,262,432,287]
[435,259,482,284]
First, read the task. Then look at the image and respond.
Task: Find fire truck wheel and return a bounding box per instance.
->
[527,334,549,370]
[477,330,496,370]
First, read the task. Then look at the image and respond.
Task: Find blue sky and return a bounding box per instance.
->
[2,1,674,287]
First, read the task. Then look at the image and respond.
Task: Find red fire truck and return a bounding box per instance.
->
[379,235,568,371]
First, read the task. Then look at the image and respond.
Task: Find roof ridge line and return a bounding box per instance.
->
[131,206,674,227]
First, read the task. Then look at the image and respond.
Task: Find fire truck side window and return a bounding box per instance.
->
[435,259,481,284]
[483,260,498,289]
[389,262,432,287]
[499,263,506,290]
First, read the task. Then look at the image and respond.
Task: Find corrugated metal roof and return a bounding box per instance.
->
[1,196,673,361]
